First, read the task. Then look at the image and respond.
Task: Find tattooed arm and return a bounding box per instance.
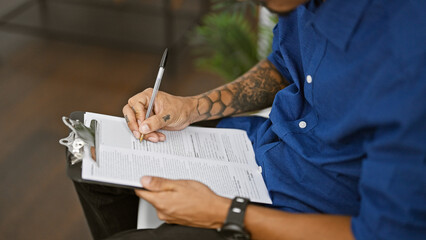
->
[123,59,287,142]
[192,59,288,122]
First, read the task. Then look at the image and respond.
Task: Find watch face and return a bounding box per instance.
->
[220,224,250,240]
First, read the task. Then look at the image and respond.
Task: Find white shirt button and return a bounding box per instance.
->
[299,121,307,129]
[306,75,312,84]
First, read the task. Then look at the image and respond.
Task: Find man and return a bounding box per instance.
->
[73,0,426,239]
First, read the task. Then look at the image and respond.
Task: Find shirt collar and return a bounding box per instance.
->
[310,0,371,50]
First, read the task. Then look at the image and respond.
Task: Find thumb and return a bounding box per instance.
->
[139,114,170,134]
[141,176,176,192]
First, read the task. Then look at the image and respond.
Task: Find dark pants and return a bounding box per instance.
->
[72,119,224,240]
[73,181,225,240]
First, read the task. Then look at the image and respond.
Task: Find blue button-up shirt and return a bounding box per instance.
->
[218,0,426,239]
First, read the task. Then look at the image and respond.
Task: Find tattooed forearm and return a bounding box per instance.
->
[195,59,288,121]
[196,86,234,119]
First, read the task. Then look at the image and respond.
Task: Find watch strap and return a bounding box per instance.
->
[225,197,250,227]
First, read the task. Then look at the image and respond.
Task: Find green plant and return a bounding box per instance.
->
[192,1,277,81]
[192,13,258,81]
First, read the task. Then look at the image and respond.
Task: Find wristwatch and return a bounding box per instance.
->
[218,197,251,240]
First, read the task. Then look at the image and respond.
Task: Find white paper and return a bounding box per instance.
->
[82,112,271,204]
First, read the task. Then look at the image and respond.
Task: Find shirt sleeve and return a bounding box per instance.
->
[267,19,293,84]
[351,59,426,239]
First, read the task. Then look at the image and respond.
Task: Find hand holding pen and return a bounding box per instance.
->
[122,49,198,143]
[140,48,168,142]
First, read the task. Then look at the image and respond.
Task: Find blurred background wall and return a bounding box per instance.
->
[0,1,274,239]
[0,1,225,239]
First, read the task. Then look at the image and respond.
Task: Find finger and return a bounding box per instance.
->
[139,114,172,135]
[157,212,168,222]
[123,104,140,139]
[90,146,96,161]
[143,132,166,142]
[156,211,176,223]
[134,189,170,212]
[135,189,157,203]
[128,89,152,122]
[141,176,177,192]
[128,89,150,109]
[135,191,175,220]
[131,101,147,124]
[158,132,166,141]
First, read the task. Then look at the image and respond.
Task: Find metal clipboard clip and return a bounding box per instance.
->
[59,116,98,165]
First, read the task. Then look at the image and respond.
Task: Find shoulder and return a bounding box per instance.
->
[379,0,425,61]
[351,0,425,85]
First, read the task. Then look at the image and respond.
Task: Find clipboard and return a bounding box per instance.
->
[60,111,142,190]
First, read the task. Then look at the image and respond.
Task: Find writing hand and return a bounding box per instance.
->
[122,88,197,142]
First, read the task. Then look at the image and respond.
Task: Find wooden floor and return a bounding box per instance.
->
[0,24,224,240]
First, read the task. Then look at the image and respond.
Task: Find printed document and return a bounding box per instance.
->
[82,112,272,204]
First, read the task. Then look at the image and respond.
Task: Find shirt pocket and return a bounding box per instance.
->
[269,85,319,137]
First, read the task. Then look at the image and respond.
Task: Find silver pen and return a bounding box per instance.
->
[140,48,168,142]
